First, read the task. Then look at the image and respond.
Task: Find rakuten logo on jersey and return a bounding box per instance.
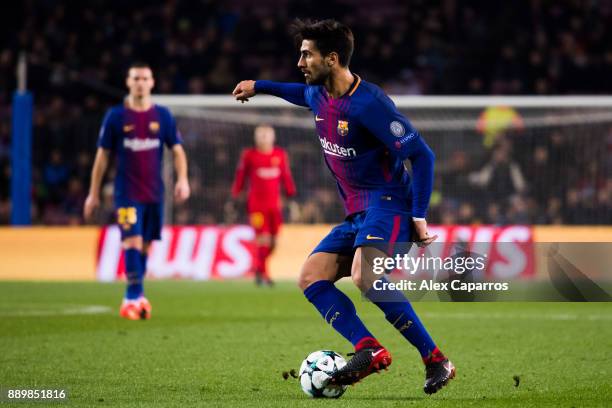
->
[319,136,356,158]
[124,138,161,152]
[256,167,281,179]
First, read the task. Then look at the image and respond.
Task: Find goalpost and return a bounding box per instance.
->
[154,95,612,226]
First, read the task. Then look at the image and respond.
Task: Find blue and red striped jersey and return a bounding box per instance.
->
[97,104,182,204]
[255,76,435,218]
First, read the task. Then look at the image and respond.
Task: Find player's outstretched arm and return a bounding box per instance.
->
[84,147,110,221]
[232,80,256,103]
[172,144,190,203]
[232,80,308,107]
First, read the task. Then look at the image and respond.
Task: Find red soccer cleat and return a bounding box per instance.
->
[119,300,141,321]
[329,337,392,385]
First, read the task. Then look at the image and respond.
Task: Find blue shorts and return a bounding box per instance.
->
[312,208,414,256]
[115,201,163,242]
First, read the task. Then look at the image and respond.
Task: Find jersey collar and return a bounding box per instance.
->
[345,74,361,97]
[324,74,362,100]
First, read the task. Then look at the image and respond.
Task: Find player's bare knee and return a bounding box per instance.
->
[122,236,143,251]
[298,253,334,291]
[298,264,317,291]
[351,266,365,291]
[350,250,362,288]
[354,247,384,292]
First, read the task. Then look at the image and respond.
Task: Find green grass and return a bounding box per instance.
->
[0,281,611,407]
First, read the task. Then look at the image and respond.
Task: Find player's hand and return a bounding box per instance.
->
[83,194,100,221]
[174,178,190,203]
[412,219,438,248]
[232,80,256,103]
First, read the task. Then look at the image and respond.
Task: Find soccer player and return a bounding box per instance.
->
[84,62,190,320]
[232,125,296,286]
[232,20,455,394]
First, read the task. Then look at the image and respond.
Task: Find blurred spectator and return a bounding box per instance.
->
[528,145,557,203]
[439,150,474,207]
[42,149,70,204]
[486,203,507,225]
[507,195,530,224]
[469,139,527,204]
[63,177,86,223]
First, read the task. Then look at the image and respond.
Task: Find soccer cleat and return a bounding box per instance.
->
[119,300,141,321]
[138,297,152,320]
[423,359,455,394]
[329,338,392,385]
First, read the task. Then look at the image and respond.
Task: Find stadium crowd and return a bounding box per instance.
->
[171,114,611,227]
[0,0,610,225]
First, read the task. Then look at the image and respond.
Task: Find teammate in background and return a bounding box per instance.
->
[84,62,190,320]
[232,125,296,286]
[232,20,454,394]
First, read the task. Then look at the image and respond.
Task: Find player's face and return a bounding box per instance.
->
[298,40,331,85]
[254,126,275,150]
[126,68,155,98]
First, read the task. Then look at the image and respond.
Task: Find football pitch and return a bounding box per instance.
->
[0,281,610,407]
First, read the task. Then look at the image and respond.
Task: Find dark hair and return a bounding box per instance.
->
[126,62,152,75]
[290,19,354,67]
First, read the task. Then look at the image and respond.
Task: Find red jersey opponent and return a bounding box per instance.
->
[232,125,296,286]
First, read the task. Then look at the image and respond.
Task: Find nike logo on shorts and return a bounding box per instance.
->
[366,235,384,240]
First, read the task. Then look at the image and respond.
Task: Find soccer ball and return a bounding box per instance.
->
[298,350,348,398]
